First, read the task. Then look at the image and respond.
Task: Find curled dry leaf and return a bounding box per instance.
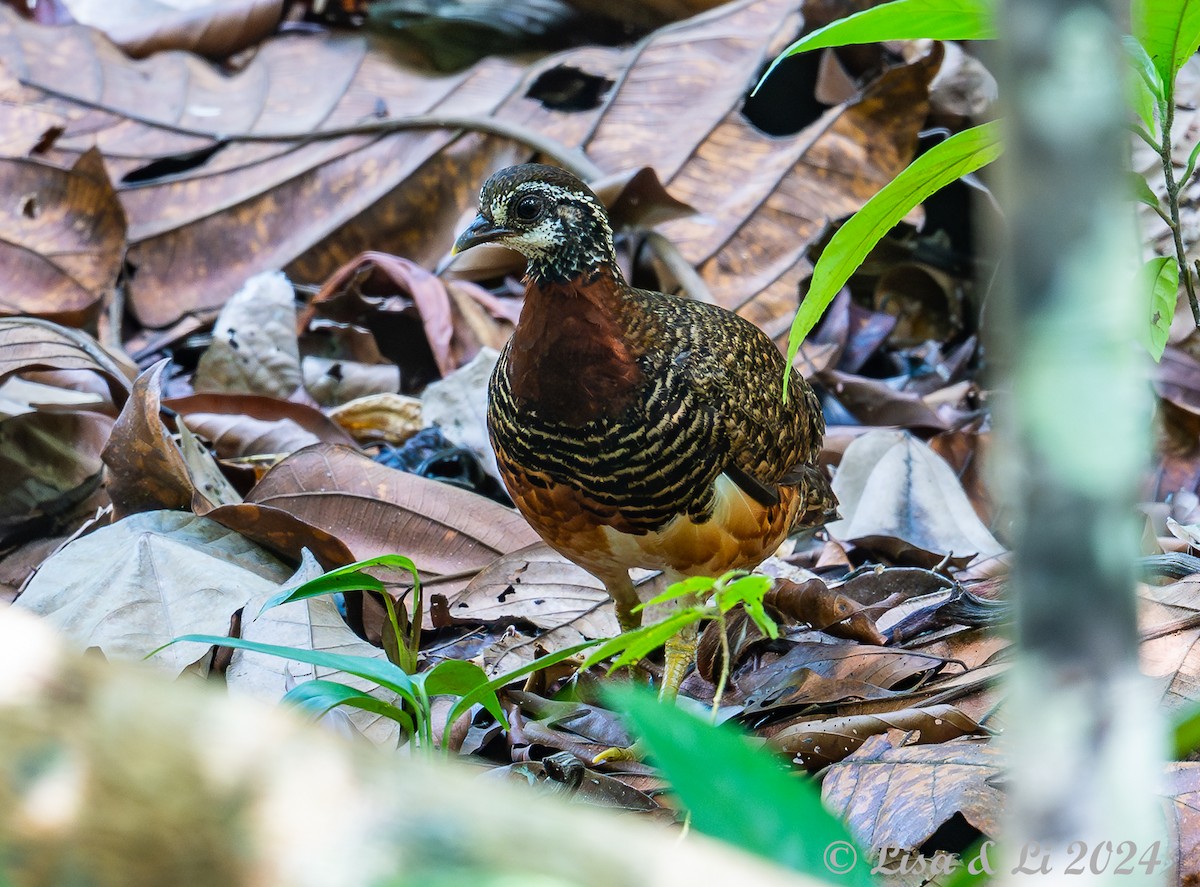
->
[102,359,196,517]
[167,392,357,458]
[194,271,303,399]
[201,501,355,570]
[763,703,989,770]
[303,253,458,381]
[767,577,887,645]
[829,430,1005,563]
[822,732,1003,855]
[819,369,953,430]
[0,316,131,405]
[177,415,242,508]
[0,150,125,325]
[13,509,291,675]
[739,667,898,716]
[485,757,663,815]
[0,411,111,544]
[326,392,422,445]
[243,443,540,602]
[61,0,284,58]
[741,641,952,711]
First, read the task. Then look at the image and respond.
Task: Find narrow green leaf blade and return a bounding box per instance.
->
[636,575,716,610]
[785,121,1004,375]
[579,609,702,671]
[1134,0,1200,83]
[445,638,608,734]
[758,0,995,89]
[259,554,419,614]
[1140,256,1179,361]
[420,659,506,725]
[609,686,871,884]
[170,633,417,707]
[283,679,415,735]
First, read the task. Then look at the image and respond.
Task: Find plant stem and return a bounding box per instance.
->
[1159,89,1200,325]
[711,612,731,718]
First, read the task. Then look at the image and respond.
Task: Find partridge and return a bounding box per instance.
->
[453,163,835,698]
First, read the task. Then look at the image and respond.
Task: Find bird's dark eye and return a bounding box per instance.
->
[512,194,545,222]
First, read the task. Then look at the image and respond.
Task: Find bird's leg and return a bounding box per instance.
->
[605,572,642,633]
[659,620,699,702]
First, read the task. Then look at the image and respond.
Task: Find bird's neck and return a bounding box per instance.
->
[505,267,645,424]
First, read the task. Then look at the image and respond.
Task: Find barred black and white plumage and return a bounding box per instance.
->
[453,163,835,700]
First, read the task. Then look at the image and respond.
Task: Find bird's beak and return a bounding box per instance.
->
[451,214,513,255]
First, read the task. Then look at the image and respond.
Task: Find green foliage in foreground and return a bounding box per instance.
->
[611,685,872,885]
[760,0,1200,369]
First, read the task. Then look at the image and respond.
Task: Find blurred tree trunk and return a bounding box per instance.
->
[991,0,1166,882]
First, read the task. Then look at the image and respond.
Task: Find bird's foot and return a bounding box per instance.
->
[592,739,644,765]
[659,625,698,701]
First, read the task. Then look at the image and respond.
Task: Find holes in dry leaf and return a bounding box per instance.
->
[121,143,226,185]
[31,125,64,155]
[526,65,613,112]
[742,51,826,137]
[918,811,982,855]
[498,585,517,602]
[20,194,38,219]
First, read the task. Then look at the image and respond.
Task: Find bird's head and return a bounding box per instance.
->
[452,164,619,284]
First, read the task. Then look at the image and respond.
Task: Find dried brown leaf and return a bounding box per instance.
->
[0,317,131,405]
[0,150,125,325]
[822,732,1003,854]
[768,577,887,644]
[62,0,283,58]
[765,703,989,770]
[325,392,422,445]
[0,411,110,543]
[243,442,540,601]
[13,509,290,674]
[829,430,1005,563]
[167,392,356,457]
[102,358,196,517]
[449,542,622,638]
[742,641,952,710]
[194,271,303,398]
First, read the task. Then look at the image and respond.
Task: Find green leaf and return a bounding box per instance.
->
[784,120,1004,396]
[1172,698,1200,757]
[1123,37,1163,138]
[418,659,506,725]
[635,575,717,610]
[1133,0,1200,85]
[1140,256,1180,361]
[167,633,419,709]
[716,574,778,639]
[757,0,995,91]
[579,609,702,671]
[1130,172,1162,210]
[1184,137,1200,189]
[609,686,872,884]
[283,679,415,736]
[258,554,419,615]
[444,638,608,737]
